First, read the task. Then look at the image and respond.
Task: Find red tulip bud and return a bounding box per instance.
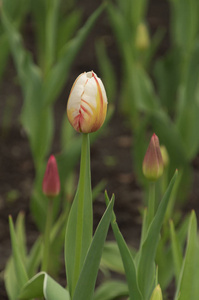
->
[143,133,164,181]
[42,155,60,197]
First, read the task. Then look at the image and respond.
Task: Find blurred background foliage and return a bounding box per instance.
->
[96,0,199,207]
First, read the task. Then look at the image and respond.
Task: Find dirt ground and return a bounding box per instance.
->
[1,0,199,299]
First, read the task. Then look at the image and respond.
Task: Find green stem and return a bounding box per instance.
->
[72,133,90,295]
[44,0,60,76]
[146,182,156,229]
[41,198,54,272]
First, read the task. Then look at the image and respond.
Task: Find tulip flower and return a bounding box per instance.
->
[143,133,164,181]
[42,155,60,197]
[67,71,108,133]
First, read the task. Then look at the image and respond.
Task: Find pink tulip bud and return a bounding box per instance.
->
[67,71,108,133]
[142,133,164,181]
[42,155,60,197]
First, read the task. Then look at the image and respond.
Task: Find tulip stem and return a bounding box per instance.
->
[147,182,156,229]
[41,198,54,272]
[72,133,91,295]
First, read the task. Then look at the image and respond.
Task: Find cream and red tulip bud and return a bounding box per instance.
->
[67,71,108,133]
[143,133,164,181]
[42,155,60,197]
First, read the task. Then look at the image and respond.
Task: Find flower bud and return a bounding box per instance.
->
[160,145,169,167]
[142,133,164,181]
[42,155,60,197]
[135,23,150,51]
[150,285,163,300]
[67,71,108,133]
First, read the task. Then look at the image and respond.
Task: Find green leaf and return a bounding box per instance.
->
[44,0,61,74]
[105,192,143,300]
[1,8,54,166]
[176,42,199,160]
[19,272,45,299]
[30,0,46,67]
[131,65,158,112]
[153,50,180,112]
[101,241,125,274]
[4,257,20,300]
[43,4,105,106]
[169,220,183,283]
[65,134,92,296]
[95,39,117,103]
[137,170,178,299]
[56,9,82,53]
[15,212,27,263]
[26,236,42,278]
[44,274,70,300]
[93,280,128,300]
[8,216,29,289]
[174,211,199,300]
[155,238,174,290]
[170,0,199,54]
[107,2,133,64]
[5,213,37,300]
[72,197,114,300]
[18,272,70,300]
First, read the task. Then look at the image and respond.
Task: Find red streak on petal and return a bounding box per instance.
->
[81,99,93,110]
[93,73,104,110]
[80,103,92,116]
[74,113,81,132]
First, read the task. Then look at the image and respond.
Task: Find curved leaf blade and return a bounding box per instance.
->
[19,272,70,300]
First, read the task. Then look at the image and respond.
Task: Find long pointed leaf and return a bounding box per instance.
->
[72,197,114,300]
[137,170,178,299]
[8,216,29,289]
[4,258,19,300]
[174,211,199,300]
[169,219,183,283]
[105,192,143,300]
